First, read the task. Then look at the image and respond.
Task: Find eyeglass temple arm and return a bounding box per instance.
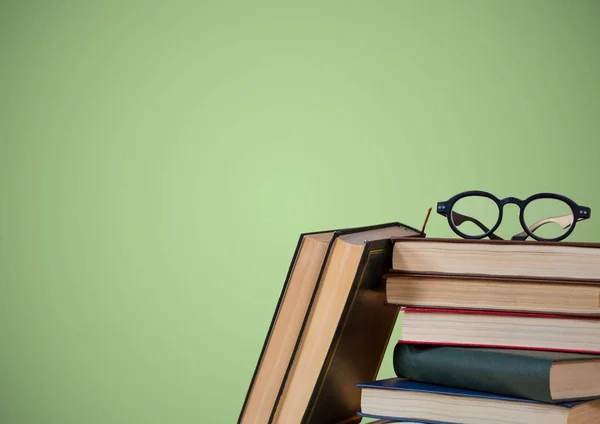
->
[510,214,573,241]
[450,211,503,240]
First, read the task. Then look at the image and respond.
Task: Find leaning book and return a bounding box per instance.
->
[238,222,421,424]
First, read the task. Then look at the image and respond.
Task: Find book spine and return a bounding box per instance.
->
[393,344,554,402]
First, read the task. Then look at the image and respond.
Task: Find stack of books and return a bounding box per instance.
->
[238,224,600,423]
[357,237,600,424]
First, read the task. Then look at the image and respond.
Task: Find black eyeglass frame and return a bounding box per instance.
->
[437,190,592,242]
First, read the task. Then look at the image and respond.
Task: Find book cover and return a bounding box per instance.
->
[393,343,600,402]
[390,237,600,250]
[358,378,583,406]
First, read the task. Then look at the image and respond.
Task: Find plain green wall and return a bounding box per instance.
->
[2,1,600,423]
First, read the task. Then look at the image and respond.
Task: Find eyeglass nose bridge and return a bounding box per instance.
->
[499,197,522,206]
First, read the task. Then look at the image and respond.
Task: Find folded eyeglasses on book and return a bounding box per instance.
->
[436,191,592,242]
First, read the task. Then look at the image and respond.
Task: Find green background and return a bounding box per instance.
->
[2,1,599,423]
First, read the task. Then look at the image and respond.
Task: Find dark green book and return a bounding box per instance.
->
[393,343,600,403]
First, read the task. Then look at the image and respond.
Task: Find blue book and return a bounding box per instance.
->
[356,378,600,424]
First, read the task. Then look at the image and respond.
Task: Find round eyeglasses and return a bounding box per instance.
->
[436,191,592,242]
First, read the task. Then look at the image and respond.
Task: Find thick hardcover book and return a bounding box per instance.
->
[238,222,422,424]
[399,307,600,354]
[393,343,600,403]
[384,273,600,315]
[390,238,600,282]
[272,224,422,424]
[238,228,335,424]
[356,378,600,424]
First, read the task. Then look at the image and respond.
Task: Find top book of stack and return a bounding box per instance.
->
[390,238,600,282]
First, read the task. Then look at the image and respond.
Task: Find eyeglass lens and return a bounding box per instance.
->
[523,198,574,240]
[450,195,499,237]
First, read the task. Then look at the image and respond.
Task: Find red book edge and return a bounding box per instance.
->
[399,307,600,320]
[396,340,600,355]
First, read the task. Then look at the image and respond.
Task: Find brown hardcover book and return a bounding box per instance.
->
[238,230,335,424]
[391,238,600,282]
[273,224,421,424]
[238,222,421,424]
[384,273,600,315]
[399,307,600,354]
